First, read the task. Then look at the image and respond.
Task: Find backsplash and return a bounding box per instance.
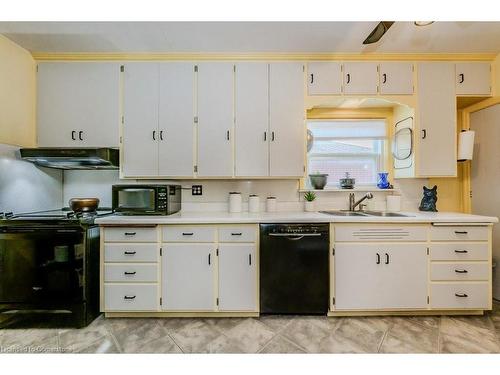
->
[63,170,429,212]
[0,144,62,213]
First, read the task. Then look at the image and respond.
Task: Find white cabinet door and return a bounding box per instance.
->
[456,62,491,96]
[417,63,457,177]
[379,62,414,95]
[307,62,342,95]
[235,63,269,177]
[162,244,216,311]
[218,244,257,311]
[343,62,379,95]
[197,63,234,177]
[158,63,195,177]
[37,62,120,147]
[122,63,159,177]
[335,244,427,310]
[269,63,305,177]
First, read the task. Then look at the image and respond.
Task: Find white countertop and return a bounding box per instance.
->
[95,210,498,225]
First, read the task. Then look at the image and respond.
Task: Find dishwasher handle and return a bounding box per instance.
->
[268,232,322,240]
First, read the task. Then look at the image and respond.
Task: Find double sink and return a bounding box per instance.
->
[320,210,413,217]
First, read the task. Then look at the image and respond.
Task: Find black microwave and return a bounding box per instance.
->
[112,185,181,215]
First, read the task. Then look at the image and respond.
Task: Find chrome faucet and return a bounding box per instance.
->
[349,192,374,211]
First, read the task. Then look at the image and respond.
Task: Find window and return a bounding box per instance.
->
[306,119,387,187]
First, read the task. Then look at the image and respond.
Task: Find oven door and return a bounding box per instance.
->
[116,188,156,213]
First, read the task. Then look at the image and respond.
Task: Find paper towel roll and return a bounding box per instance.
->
[386,196,401,212]
[458,130,475,161]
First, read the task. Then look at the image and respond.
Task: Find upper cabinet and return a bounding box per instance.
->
[455,62,491,96]
[343,62,379,95]
[197,63,234,177]
[416,63,457,177]
[307,62,342,95]
[379,62,414,95]
[37,62,120,147]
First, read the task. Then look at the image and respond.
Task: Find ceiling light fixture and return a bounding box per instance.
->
[414,21,435,27]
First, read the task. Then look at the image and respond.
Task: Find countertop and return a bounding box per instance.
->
[95,211,499,225]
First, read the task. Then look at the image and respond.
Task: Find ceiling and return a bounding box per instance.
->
[1,22,500,54]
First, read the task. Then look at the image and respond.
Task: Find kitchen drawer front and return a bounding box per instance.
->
[430,226,489,241]
[104,264,158,283]
[104,227,158,242]
[430,283,489,309]
[104,243,158,263]
[219,226,257,242]
[104,284,158,311]
[334,225,427,242]
[162,225,217,242]
[430,263,489,281]
[430,243,489,261]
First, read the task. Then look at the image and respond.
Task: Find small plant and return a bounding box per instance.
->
[304,191,316,202]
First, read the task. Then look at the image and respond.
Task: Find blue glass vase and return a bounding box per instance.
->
[377,172,390,189]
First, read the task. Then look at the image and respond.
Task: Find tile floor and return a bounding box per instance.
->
[1,302,499,354]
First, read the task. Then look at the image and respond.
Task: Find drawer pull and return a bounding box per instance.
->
[124,232,137,236]
[385,253,390,265]
[124,271,137,275]
[124,295,136,300]
[454,249,468,253]
[231,232,243,236]
[455,269,468,274]
[376,253,380,264]
[455,293,468,298]
[249,253,252,266]
[124,251,136,255]
[182,232,194,236]
[454,231,468,235]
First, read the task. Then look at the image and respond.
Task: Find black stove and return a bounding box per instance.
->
[0,208,113,226]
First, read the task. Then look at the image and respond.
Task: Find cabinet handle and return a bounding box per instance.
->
[249,253,252,266]
[208,253,211,265]
[346,73,351,84]
[159,130,164,141]
[385,253,390,264]
[231,232,242,236]
[382,73,387,84]
[124,251,136,255]
[458,73,465,84]
[421,129,427,139]
[124,295,136,300]
[124,271,137,275]
[455,269,468,274]
[226,130,230,141]
[310,73,314,84]
[182,232,194,236]
[271,131,275,142]
[376,253,380,264]
[454,249,468,253]
[455,293,468,298]
[152,130,156,141]
[454,231,468,235]
[124,232,136,236]
[78,131,83,141]
[264,131,267,141]
[71,130,76,140]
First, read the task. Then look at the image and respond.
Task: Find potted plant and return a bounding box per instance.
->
[308,171,329,190]
[303,191,316,212]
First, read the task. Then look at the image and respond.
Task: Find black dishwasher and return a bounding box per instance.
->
[260,223,329,315]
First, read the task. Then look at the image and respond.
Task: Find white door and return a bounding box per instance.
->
[218,244,257,311]
[158,63,195,177]
[235,63,269,177]
[197,63,234,177]
[269,63,305,177]
[379,62,414,95]
[456,63,491,96]
[417,63,457,177]
[307,62,342,95]
[343,62,379,95]
[162,244,216,311]
[37,62,120,147]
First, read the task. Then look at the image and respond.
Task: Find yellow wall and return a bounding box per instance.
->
[0,35,36,147]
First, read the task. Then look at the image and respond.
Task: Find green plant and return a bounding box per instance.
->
[304,191,316,202]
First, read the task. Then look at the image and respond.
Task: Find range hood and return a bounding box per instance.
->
[20,148,119,170]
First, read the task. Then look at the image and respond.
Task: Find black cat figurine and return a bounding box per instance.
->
[419,185,438,212]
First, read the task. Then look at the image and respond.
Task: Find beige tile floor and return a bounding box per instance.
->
[1,302,499,354]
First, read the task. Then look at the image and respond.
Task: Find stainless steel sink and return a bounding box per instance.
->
[320,210,412,217]
[363,211,413,217]
[320,210,369,217]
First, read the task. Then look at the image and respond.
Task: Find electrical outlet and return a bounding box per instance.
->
[192,185,203,196]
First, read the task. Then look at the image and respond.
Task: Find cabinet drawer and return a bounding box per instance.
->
[104,243,158,262]
[430,263,489,281]
[430,243,489,261]
[430,226,489,241]
[162,225,216,242]
[104,284,158,311]
[104,227,157,242]
[430,283,489,309]
[104,264,158,283]
[334,225,427,242]
[219,226,257,242]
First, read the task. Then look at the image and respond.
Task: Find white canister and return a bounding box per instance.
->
[386,195,402,212]
[229,192,242,213]
[248,195,260,213]
[266,197,277,212]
